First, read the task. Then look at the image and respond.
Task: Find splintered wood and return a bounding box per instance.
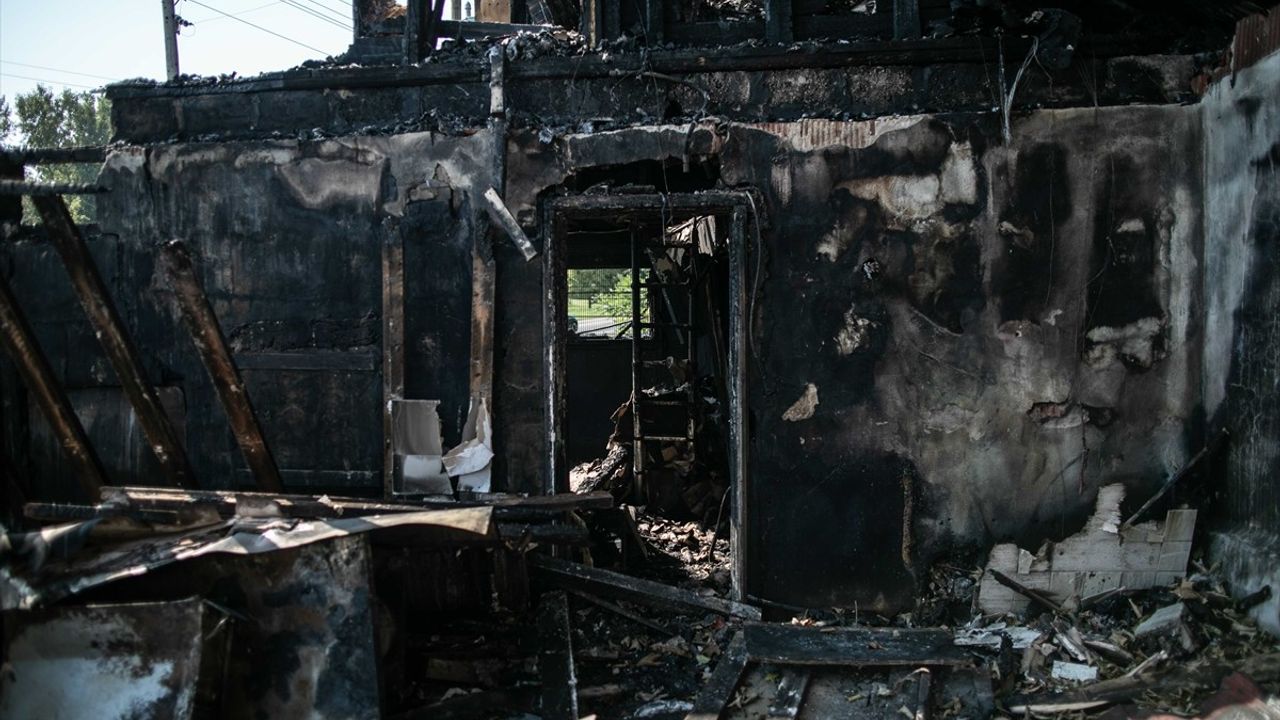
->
[978,484,1196,615]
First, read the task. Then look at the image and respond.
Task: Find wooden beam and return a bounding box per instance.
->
[382,219,406,497]
[892,0,920,39]
[728,207,749,601]
[0,273,106,499]
[686,631,747,720]
[645,0,664,44]
[765,0,793,43]
[742,623,972,667]
[161,240,282,492]
[767,668,810,719]
[32,195,195,488]
[536,590,578,720]
[529,554,762,620]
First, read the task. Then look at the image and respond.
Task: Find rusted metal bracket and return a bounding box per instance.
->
[0,272,107,499]
[161,240,282,492]
[32,195,196,488]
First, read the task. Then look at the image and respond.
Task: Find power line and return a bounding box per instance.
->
[293,0,352,24]
[188,0,282,23]
[181,0,332,54]
[306,0,353,15]
[0,72,98,90]
[279,0,351,29]
[0,61,119,83]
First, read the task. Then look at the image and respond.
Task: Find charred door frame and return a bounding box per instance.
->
[542,191,753,598]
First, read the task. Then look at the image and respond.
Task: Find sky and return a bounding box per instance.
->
[0,0,390,100]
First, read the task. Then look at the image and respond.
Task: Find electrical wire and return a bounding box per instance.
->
[279,0,351,29]
[0,61,118,82]
[181,0,332,54]
[293,0,352,24]
[188,0,283,23]
[0,72,97,90]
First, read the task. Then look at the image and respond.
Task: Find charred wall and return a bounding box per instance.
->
[2,46,1213,610]
[1201,49,1280,635]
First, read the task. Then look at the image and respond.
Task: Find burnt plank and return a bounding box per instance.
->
[32,195,195,488]
[767,667,810,719]
[382,220,406,496]
[529,554,762,620]
[893,0,920,39]
[537,590,578,720]
[742,623,971,667]
[568,589,671,635]
[686,631,747,720]
[0,272,106,498]
[162,240,282,492]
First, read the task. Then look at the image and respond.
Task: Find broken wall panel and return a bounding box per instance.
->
[1201,46,1280,636]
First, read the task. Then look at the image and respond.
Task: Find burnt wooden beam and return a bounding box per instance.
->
[0,180,108,196]
[742,623,972,667]
[568,589,670,635]
[32,195,195,488]
[161,240,282,492]
[0,146,109,165]
[423,0,449,54]
[100,484,611,517]
[987,568,1064,614]
[892,0,921,40]
[529,554,762,620]
[404,0,425,63]
[382,219,406,497]
[686,631,748,720]
[728,207,749,601]
[645,0,664,44]
[24,501,185,525]
[767,668,810,719]
[437,19,552,39]
[764,0,793,43]
[0,273,106,499]
[537,590,578,720]
[1122,428,1228,528]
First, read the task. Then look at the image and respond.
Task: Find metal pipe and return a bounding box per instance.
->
[161,240,282,492]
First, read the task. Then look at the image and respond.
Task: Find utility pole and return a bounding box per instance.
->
[161,0,180,81]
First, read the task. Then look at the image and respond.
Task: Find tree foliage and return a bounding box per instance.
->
[1,87,112,223]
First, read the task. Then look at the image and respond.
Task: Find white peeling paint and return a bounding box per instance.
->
[782,383,819,422]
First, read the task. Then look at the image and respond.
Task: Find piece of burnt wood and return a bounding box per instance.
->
[537,590,578,720]
[161,240,282,492]
[32,195,195,488]
[382,219,406,497]
[1004,653,1280,715]
[568,589,670,635]
[403,0,424,64]
[0,146,109,165]
[530,554,762,620]
[100,485,612,517]
[727,207,749,601]
[742,623,972,667]
[388,687,538,720]
[422,0,448,54]
[686,631,748,720]
[1122,428,1228,528]
[892,0,920,39]
[24,502,183,525]
[0,272,106,498]
[764,0,793,43]
[987,569,1064,614]
[0,180,108,196]
[767,667,810,719]
[645,0,664,44]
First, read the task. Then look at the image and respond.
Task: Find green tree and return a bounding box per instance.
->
[0,96,13,142]
[9,86,112,223]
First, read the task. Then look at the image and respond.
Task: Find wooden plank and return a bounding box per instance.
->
[32,195,195,488]
[645,0,664,44]
[0,271,106,499]
[767,667,810,719]
[742,623,971,667]
[686,631,747,720]
[728,207,749,601]
[765,0,793,42]
[382,220,406,497]
[568,589,671,635]
[161,240,282,492]
[892,0,920,39]
[529,554,762,620]
[100,485,612,517]
[537,590,578,720]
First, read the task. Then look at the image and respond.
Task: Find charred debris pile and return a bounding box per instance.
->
[3,441,1278,718]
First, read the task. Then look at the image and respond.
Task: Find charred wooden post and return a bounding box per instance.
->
[0,146,108,165]
[764,0,793,43]
[893,0,921,40]
[0,273,107,499]
[382,218,406,497]
[161,240,283,492]
[536,590,578,720]
[31,195,196,488]
[0,180,108,196]
[686,631,747,720]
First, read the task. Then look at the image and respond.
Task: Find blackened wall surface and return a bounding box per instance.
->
[5,65,1208,609]
[1202,49,1280,635]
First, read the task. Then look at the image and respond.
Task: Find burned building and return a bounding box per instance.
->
[2,0,1280,717]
